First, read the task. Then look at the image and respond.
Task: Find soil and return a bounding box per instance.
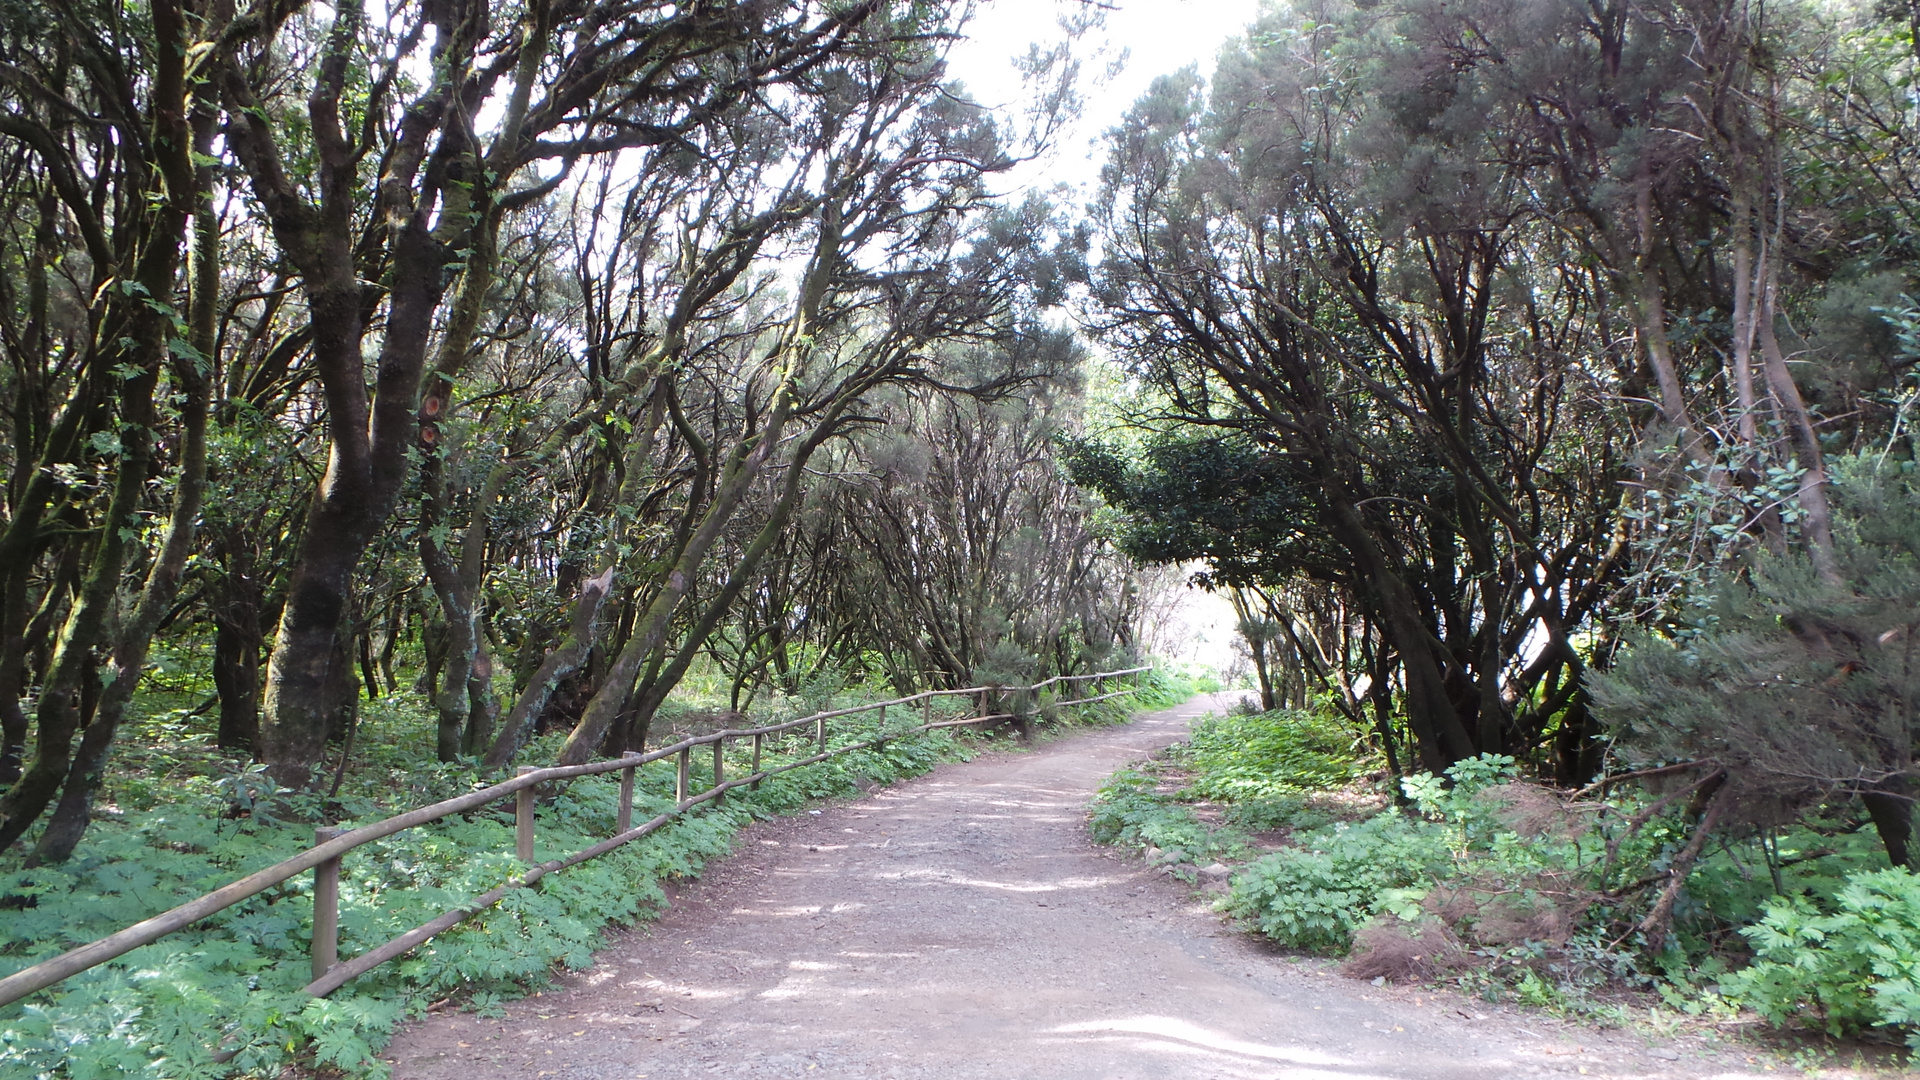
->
[382,694,1877,1079]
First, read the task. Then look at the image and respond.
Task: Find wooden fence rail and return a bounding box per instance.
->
[0,666,1152,1011]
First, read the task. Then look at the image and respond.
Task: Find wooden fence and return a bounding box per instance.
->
[0,666,1151,1010]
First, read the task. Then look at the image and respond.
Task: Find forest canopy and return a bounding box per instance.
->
[0,0,1918,973]
[6,0,1920,1070]
[0,0,1153,863]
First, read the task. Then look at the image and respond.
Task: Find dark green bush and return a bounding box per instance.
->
[1219,812,1453,953]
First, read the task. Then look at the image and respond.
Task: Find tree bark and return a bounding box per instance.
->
[0,375,94,789]
[0,0,195,846]
[482,570,615,767]
[28,71,218,862]
[222,0,472,787]
[1757,272,1841,584]
[213,617,261,754]
[555,407,791,766]
[1329,497,1476,771]
[421,458,508,761]
[621,413,848,751]
[1862,784,1915,871]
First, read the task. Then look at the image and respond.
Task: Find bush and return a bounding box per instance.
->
[1128,665,1212,709]
[1086,769,1241,866]
[1181,704,1372,802]
[1220,813,1453,953]
[1722,868,1920,1047]
[1218,755,1603,960]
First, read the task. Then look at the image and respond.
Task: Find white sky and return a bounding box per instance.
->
[945,0,1262,203]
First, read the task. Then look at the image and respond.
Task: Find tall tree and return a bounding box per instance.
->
[0,0,210,849]
[1081,14,1632,774]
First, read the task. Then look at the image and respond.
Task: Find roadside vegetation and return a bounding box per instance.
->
[1068,0,1920,1065]
[8,0,1920,1072]
[1093,697,1919,1057]
[3,664,1192,1079]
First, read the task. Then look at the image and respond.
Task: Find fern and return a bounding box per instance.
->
[0,722,970,1078]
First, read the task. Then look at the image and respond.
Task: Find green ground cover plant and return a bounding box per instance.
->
[1086,768,1249,869]
[1,671,1151,1079]
[1091,704,1918,1052]
[1088,701,1384,882]
[1723,869,1920,1048]
[1180,701,1365,802]
[1124,665,1217,711]
[1223,813,1454,954]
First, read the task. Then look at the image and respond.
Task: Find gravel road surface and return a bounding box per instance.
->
[385,694,1793,1079]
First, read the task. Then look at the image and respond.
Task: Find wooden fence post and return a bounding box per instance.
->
[618,753,638,834]
[751,733,764,790]
[676,746,690,803]
[816,715,826,752]
[713,739,726,804]
[876,703,887,747]
[516,767,537,863]
[311,827,342,983]
[923,693,932,727]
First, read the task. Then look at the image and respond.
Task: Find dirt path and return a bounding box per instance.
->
[386,695,1782,1079]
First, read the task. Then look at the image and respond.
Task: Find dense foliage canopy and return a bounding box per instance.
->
[0,0,1146,863]
[1070,0,1920,804]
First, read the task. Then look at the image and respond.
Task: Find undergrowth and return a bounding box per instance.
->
[1,667,1163,1079]
[1123,664,1217,711]
[1089,700,1919,1056]
[1087,698,1383,881]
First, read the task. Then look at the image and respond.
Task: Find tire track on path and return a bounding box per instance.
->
[387,694,1770,1080]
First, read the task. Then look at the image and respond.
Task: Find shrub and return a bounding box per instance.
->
[1129,665,1210,709]
[1721,867,1920,1047]
[1219,812,1453,953]
[1086,769,1240,865]
[1181,704,1372,802]
[1219,755,1601,959]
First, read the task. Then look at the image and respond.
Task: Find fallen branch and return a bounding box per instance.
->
[1573,760,1708,799]
[1599,766,1726,887]
[1628,771,1730,948]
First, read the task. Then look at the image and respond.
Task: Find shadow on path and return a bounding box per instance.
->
[385,694,1760,1080]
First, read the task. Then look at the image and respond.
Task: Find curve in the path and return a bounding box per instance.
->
[386,694,1761,1080]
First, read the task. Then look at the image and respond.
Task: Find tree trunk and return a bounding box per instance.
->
[483,570,615,767]
[554,397,795,766]
[0,360,158,851]
[260,508,377,787]
[1249,636,1275,712]
[0,0,194,842]
[1330,497,1475,771]
[225,0,463,786]
[0,562,33,787]
[28,121,216,862]
[1368,647,1407,806]
[1757,275,1840,583]
[1626,159,1715,471]
[1862,785,1915,871]
[213,617,261,754]
[0,386,94,789]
